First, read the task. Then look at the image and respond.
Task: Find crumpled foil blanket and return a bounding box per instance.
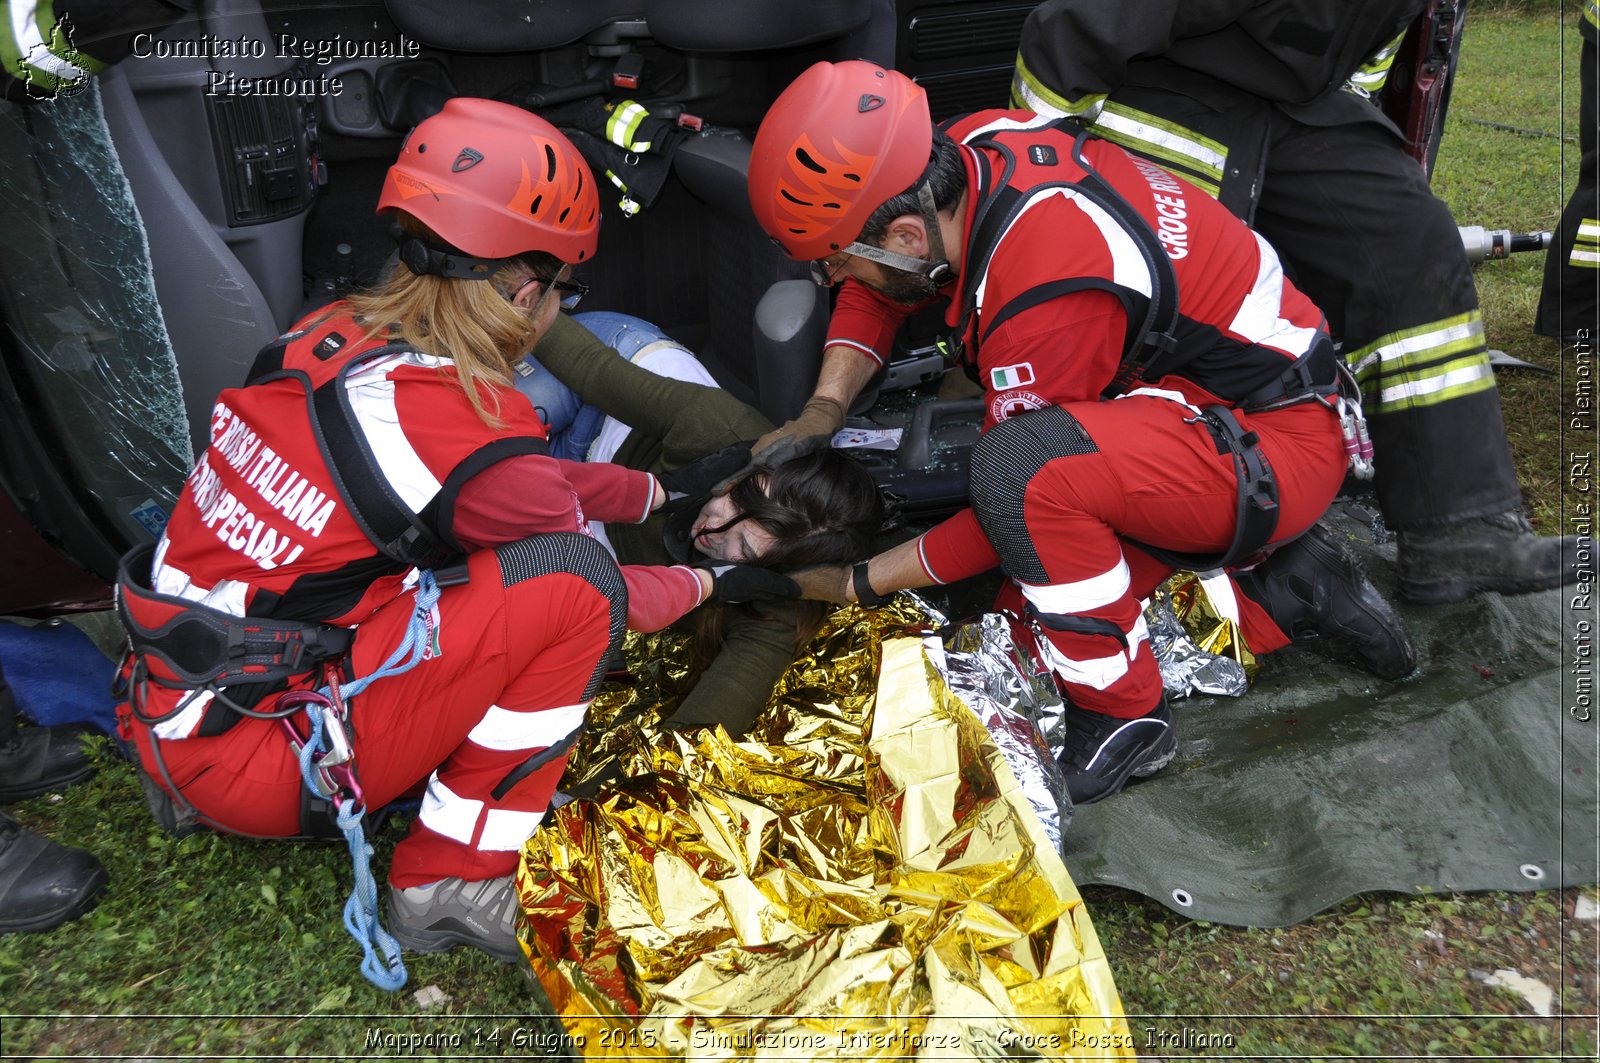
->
[516,596,1135,1061]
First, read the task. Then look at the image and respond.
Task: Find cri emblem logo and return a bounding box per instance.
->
[989,390,1049,422]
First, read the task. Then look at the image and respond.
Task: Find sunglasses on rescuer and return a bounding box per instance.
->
[516,274,589,311]
[809,254,850,287]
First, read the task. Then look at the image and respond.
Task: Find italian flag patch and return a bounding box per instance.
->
[990,362,1036,389]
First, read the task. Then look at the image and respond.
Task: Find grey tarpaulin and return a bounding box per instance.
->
[1059,501,1598,927]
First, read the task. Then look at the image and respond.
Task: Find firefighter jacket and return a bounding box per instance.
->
[1011,0,1426,122]
[829,112,1335,584]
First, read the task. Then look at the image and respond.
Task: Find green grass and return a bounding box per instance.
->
[1431,0,1585,534]
[2,742,572,1060]
[3,5,1595,1060]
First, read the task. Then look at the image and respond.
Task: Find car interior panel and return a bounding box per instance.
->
[0,0,1046,611]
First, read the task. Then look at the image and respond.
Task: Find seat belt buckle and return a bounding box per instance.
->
[675,111,704,132]
[611,53,643,90]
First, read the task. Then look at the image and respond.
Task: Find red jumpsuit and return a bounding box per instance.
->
[832,113,1348,718]
[118,306,704,887]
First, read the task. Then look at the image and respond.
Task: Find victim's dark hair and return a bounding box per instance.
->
[689,449,887,685]
[724,448,885,569]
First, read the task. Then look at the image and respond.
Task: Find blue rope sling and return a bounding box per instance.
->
[293,569,443,992]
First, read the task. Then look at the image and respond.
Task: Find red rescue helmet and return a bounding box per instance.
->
[377,97,599,264]
[749,61,933,260]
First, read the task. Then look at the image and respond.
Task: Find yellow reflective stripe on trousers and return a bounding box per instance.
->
[1089,102,1226,197]
[1572,219,1600,268]
[1010,54,1107,119]
[1344,312,1497,413]
[1344,30,1407,98]
[1585,0,1597,31]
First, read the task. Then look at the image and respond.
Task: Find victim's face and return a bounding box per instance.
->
[689,492,777,563]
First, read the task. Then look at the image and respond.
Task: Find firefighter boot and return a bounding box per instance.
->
[387,874,522,963]
[1057,698,1176,805]
[0,725,95,804]
[1237,523,1418,680]
[0,811,108,933]
[1397,511,1581,606]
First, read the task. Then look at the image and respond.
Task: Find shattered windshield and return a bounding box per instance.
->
[0,82,190,545]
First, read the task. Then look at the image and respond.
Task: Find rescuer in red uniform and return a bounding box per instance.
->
[745,62,1415,803]
[114,99,715,962]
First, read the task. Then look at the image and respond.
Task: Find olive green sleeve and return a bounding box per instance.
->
[665,603,800,737]
[534,314,772,463]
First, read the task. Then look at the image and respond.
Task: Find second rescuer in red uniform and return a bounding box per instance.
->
[745,62,1415,804]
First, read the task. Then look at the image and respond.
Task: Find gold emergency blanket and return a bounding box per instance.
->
[516,599,1133,1060]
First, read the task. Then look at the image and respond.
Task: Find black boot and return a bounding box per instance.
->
[0,725,95,804]
[1237,523,1417,680]
[1057,698,1176,805]
[0,811,107,933]
[1398,511,1582,606]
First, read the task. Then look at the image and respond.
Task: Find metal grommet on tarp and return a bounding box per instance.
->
[1171,888,1195,908]
[1520,863,1546,882]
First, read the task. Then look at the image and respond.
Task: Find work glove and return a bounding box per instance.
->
[700,564,801,604]
[749,396,847,470]
[788,563,854,604]
[656,441,755,498]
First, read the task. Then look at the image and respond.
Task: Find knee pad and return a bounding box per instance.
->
[968,407,1098,585]
[495,532,627,696]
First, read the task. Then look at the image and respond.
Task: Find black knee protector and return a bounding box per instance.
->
[495,532,627,701]
[968,407,1098,585]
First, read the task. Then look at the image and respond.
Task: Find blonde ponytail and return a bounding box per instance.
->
[343,216,558,427]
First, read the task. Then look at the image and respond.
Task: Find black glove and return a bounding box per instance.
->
[656,441,755,497]
[701,564,801,604]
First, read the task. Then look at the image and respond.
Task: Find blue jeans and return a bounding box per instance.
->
[512,312,684,462]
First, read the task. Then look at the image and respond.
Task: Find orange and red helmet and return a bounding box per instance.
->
[748,61,933,261]
[377,97,599,265]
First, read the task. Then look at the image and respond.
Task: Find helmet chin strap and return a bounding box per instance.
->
[840,183,955,287]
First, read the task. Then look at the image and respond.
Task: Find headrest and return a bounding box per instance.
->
[643,0,871,52]
[384,0,645,52]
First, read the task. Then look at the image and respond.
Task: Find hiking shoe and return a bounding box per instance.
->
[387,875,523,963]
[0,725,95,805]
[1398,511,1581,606]
[0,811,107,933]
[1058,698,1176,805]
[1237,522,1417,680]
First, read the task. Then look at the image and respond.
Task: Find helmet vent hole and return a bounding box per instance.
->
[530,194,543,216]
[780,190,811,206]
[794,147,827,174]
[559,207,570,223]
[787,227,806,236]
[544,144,558,181]
[843,172,861,183]
[823,202,840,209]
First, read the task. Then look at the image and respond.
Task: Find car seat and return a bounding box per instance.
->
[376,0,890,425]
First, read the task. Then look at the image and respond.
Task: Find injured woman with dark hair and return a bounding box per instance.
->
[514,309,888,735]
